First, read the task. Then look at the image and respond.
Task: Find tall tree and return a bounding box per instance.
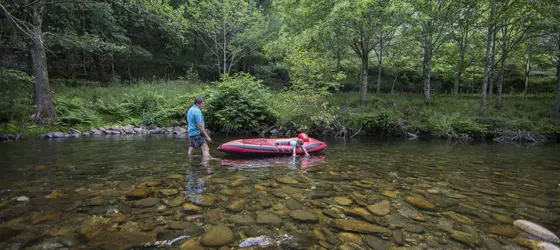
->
[451,0,479,95]
[409,0,458,105]
[185,0,267,75]
[480,0,496,114]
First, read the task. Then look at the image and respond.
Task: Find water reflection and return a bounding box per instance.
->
[185,155,212,204]
[219,155,326,171]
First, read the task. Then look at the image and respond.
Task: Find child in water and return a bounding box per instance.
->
[274,136,310,157]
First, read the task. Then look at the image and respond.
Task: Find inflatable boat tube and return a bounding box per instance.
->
[217,137,327,156]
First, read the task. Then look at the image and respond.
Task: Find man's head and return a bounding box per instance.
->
[194,97,204,108]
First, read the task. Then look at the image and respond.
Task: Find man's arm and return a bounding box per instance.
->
[197,122,211,142]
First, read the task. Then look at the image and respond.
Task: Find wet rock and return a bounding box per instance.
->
[286,199,303,210]
[311,199,327,208]
[226,198,247,212]
[167,174,183,179]
[196,195,218,207]
[277,177,299,184]
[256,211,282,225]
[426,188,441,194]
[367,200,391,216]
[0,227,22,241]
[132,197,159,208]
[204,208,222,223]
[473,188,500,196]
[365,235,387,249]
[405,196,435,211]
[220,189,236,196]
[450,230,480,247]
[32,238,64,250]
[16,196,29,202]
[232,178,244,187]
[280,232,316,250]
[254,184,266,191]
[323,209,343,219]
[320,228,340,245]
[339,232,362,244]
[127,188,154,199]
[492,214,514,224]
[382,190,398,198]
[393,230,404,246]
[483,238,503,250]
[200,225,234,247]
[32,210,62,224]
[442,211,474,225]
[179,238,204,250]
[167,221,189,230]
[444,192,467,199]
[329,219,391,235]
[160,189,178,196]
[402,223,424,234]
[228,214,255,225]
[58,233,80,247]
[335,196,353,206]
[90,231,156,249]
[487,224,519,238]
[86,196,107,206]
[78,216,109,240]
[118,203,132,214]
[245,227,268,237]
[311,191,337,199]
[182,203,203,214]
[349,193,369,206]
[338,242,366,250]
[140,179,162,187]
[289,210,318,223]
[523,197,550,207]
[261,200,272,208]
[165,195,186,208]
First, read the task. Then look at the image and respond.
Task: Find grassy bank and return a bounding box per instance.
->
[1,78,559,141]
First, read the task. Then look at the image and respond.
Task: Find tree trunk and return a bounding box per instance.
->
[422,43,432,105]
[360,53,369,106]
[523,53,531,97]
[360,34,370,106]
[30,3,56,122]
[391,74,398,94]
[488,28,497,98]
[454,50,464,95]
[376,35,383,94]
[92,53,107,86]
[480,0,495,114]
[555,52,560,116]
[495,0,508,109]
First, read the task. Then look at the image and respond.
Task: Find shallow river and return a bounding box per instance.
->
[0,135,559,250]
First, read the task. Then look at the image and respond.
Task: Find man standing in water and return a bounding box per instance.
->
[187,97,212,156]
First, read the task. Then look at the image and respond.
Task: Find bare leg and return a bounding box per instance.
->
[201,143,210,157]
[188,147,195,155]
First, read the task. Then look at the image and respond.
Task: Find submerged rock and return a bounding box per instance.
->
[182,203,203,214]
[513,220,560,243]
[450,230,480,247]
[367,200,391,216]
[256,211,282,225]
[32,210,62,224]
[442,211,474,225]
[90,231,157,249]
[365,235,387,249]
[338,232,362,244]
[200,225,234,247]
[289,210,318,223]
[277,177,299,184]
[286,199,303,210]
[487,224,519,238]
[228,214,255,225]
[226,198,247,212]
[334,196,353,206]
[127,188,154,199]
[405,196,435,210]
[328,219,391,235]
[132,198,159,208]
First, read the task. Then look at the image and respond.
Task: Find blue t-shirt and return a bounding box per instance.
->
[186,105,204,136]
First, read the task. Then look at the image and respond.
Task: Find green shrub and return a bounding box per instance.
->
[347,109,403,136]
[54,97,102,126]
[0,69,34,122]
[269,91,338,132]
[204,73,273,132]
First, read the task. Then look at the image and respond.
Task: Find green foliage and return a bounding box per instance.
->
[348,109,403,136]
[54,97,103,126]
[0,69,34,122]
[417,110,487,138]
[269,91,338,132]
[204,73,273,131]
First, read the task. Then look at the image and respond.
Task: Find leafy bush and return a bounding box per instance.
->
[269,91,338,132]
[0,69,34,122]
[54,97,102,126]
[348,110,403,136]
[204,73,273,131]
[418,110,486,137]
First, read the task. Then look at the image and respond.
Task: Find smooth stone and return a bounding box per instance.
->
[279,232,316,249]
[483,238,503,250]
[78,216,109,240]
[160,189,178,196]
[393,229,404,246]
[492,214,514,224]
[323,209,343,219]
[165,195,186,208]
[338,242,366,250]
[232,179,244,187]
[227,214,255,225]
[426,188,441,194]
[442,211,474,225]
[367,200,391,216]
[289,210,318,223]
[245,227,268,237]
[211,178,229,184]
[365,235,387,249]
[335,196,353,206]
[445,192,467,199]
[255,184,266,191]
[402,224,424,234]
[320,228,340,245]
[167,174,183,179]
[277,177,299,184]
[226,199,247,212]
[179,238,204,250]
[405,196,435,210]
[523,197,550,207]
[132,198,159,208]
[87,196,107,206]
[487,224,519,238]
[256,211,282,225]
[143,179,162,187]
[382,190,398,198]
[118,203,132,214]
[167,221,190,230]
[16,196,29,202]
[90,231,156,249]
[474,188,500,196]
[220,189,236,196]
[182,203,203,214]
[261,200,272,208]
[338,232,362,244]
[286,199,303,210]
[32,211,62,224]
[127,189,154,199]
[196,196,218,207]
[204,208,222,223]
[450,230,480,247]
[329,219,391,235]
[0,227,22,241]
[58,233,80,247]
[200,225,234,247]
[311,191,337,199]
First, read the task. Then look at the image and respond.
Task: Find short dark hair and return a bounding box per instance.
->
[194,96,204,105]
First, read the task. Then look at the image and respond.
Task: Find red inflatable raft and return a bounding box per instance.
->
[217,135,327,156]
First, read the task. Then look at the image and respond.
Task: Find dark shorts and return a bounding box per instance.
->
[189,135,206,149]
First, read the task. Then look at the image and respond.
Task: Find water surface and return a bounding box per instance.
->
[0,135,559,249]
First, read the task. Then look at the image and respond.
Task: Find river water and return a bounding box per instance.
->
[0,135,559,249]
